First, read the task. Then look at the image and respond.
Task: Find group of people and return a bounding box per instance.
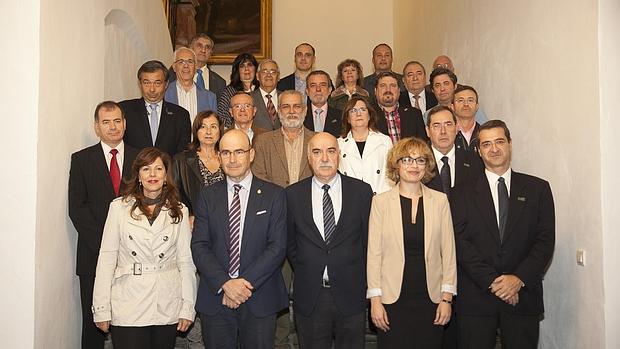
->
[68,33,555,349]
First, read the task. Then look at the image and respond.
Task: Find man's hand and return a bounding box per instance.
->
[222,278,253,305]
[491,274,523,301]
[177,318,193,332]
[95,321,110,333]
[222,293,240,309]
[504,293,519,306]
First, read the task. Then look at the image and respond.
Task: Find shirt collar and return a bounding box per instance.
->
[227,172,253,191]
[432,144,455,162]
[144,99,163,109]
[100,140,124,155]
[485,167,512,188]
[312,173,340,190]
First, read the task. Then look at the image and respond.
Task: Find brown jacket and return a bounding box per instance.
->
[367,184,457,304]
[251,127,314,188]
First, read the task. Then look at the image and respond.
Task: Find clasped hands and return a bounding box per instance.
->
[490,274,523,306]
[222,278,254,309]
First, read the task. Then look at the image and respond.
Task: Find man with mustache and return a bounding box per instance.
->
[373,71,428,144]
[286,132,373,349]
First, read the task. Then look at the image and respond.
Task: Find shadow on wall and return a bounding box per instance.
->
[104,9,149,101]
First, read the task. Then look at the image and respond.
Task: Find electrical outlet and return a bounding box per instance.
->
[576,249,586,266]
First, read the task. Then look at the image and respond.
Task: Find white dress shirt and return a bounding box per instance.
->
[260,87,278,109]
[235,124,255,143]
[485,168,512,226]
[432,145,456,187]
[311,174,342,281]
[408,90,428,113]
[145,100,163,130]
[176,81,198,124]
[226,173,253,278]
[311,104,326,131]
[100,141,125,174]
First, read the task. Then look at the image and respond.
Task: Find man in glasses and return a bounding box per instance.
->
[192,129,289,349]
[229,92,267,144]
[165,47,217,126]
[251,59,282,131]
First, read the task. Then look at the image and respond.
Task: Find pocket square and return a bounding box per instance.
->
[517,196,526,202]
[463,162,470,167]
[330,118,337,123]
[256,210,267,215]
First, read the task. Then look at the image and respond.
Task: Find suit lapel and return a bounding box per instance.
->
[186,153,202,182]
[157,102,175,146]
[135,99,154,145]
[473,175,501,245]
[503,171,526,243]
[272,131,289,177]
[303,180,327,247]
[93,144,116,197]
[240,178,261,253]
[299,129,312,176]
[387,187,406,260]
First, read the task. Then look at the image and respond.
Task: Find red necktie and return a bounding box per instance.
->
[110,149,121,196]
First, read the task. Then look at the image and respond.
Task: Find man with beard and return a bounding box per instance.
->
[303,70,342,137]
[373,71,427,144]
[251,90,314,348]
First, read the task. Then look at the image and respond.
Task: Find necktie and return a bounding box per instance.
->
[228,184,242,277]
[440,156,451,196]
[149,104,158,145]
[109,149,121,196]
[196,68,206,89]
[497,177,509,242]
[314,109,324,132]
[266,94,277,125]
[413,94,421,109]
[322,184,335,244]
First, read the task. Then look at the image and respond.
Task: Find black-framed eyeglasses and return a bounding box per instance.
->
[399,156,427,166]
[220,149,251,158]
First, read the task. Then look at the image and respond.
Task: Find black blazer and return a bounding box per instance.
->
[172,150,224,214]
[455,122,480,153]
[303,103,343,137]
[68,143,139,275]
[120,98,191,157]
[426,147,484,195]
[450,171,555,316]
[276,73,295,92]
[398,88,438,112]
[191,176,289,317]
[286,175,373,317]
[374,103,429,143]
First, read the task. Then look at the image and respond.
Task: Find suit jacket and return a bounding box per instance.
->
[251,89,282,130]
[367,185,456,304]
[68,142,139,275]
[375,103,429,143]
[164,82,217,116]
[303,103,342,137]
[450,171,555,316]
[168,66,226,101]
[191,176,289,317]
[398,88,438,113]
[120,98,191,157]
[426,147,484,194]
[276,73,295,92]
[252,127,315,188]
[286,174,373,317]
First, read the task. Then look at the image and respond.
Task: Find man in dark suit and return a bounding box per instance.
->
[276,43,315,100]
[373,71,428,143]
[286,132,373,349]
[191,129,288,349]
[425,105,483,196]
[121,60,191,157]
[190,33,226,99]
[303,70,342,137]
[452,85,481,153]
[363,44,405,101]
[69,101,139,349]
[450,120,555,349]
[251,59,282,131]
[399,60,438,113]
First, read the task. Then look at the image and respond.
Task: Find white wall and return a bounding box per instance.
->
[599,0,620,347]
[35,0,172,347]
[0,2,39,348]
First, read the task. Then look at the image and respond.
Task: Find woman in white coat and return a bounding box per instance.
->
[337,95,394,194]
[93,147,197,349]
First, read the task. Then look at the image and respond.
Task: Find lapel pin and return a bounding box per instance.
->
[517,196,526,202]
[463,162,470,167]
[257,189,262,194]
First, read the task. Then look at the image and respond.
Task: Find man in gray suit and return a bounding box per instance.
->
[251,59,281,131]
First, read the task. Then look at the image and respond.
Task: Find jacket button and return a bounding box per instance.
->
[376,169,380,174]
[159,253,165,258]
[131,251,137,256]
[163,236,169,241]
[128,235,133,240]
[343,154,346,158]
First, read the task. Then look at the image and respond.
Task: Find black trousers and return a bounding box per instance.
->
[200,305,277,349]
[78,274,106,349]
[458,312,540,349]
[295,288,366,349]
[111,324,177,349]
[377,297,443,349]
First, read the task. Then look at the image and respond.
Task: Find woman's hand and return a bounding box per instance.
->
[433,301,452,326]
[370,297,390,332]
[177,318,193,332]
[95,321,110,333]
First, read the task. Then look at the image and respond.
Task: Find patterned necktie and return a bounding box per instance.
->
[322,184,335,244]
[196,69,206,89]
[413,94,421,109]
[497,177,509,242]
[266,94,277,125]
[228,184,242,277]
[149,104,158,145]
[440,156,451,196]
[314,109,324,132]
[109,149,121,196]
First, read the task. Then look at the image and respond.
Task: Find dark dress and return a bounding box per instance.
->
[377,196,443,348]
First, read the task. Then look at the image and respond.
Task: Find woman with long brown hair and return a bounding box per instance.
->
[92,147,197,349]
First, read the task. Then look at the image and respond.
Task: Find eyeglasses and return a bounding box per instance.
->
[430,121,456,131]
[220,149,251,158]
[174,59,195,66]
[348,107,368,114]
[231,103,253,110]
[399,156,427,166]
[259,69,278,75]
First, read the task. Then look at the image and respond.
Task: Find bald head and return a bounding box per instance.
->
[433,55,454,72]
[308,132,340,184]
[219,129,254,182]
